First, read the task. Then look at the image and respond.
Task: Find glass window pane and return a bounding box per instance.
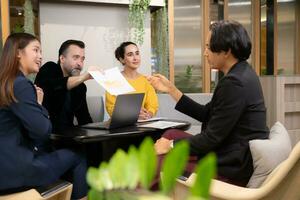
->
[174,0,202,93]
[151,7,169,77]
[261,0,267,75]
[228,0,252,64]
[10,0,40,81]
[277,0,296,75]
[210,0,224,92]
[10,0,39,36]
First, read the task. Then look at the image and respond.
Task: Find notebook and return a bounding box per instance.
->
[81,93,144,130]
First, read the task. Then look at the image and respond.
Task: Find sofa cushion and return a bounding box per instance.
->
[156,93,212,125]
[86,96,104,122]
[247,121,292,188]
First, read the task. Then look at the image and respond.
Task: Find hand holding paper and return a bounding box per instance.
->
[88,67,135,95]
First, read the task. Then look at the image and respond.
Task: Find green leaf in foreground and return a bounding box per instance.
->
[190,153,216,199]
[160,141,189,194]
[86,167,101,191]
[88,188,104,200]
[125,145,140,189]
[108,149,128,189]
[139,137,157,189]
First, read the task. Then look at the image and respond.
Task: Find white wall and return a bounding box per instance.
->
[40,1,151,97]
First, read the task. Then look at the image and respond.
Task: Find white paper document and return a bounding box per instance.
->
[88,67,135,95]
[137,117,166,123]
[138,121,186,129]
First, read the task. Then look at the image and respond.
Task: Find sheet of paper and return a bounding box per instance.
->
[137,117,166,123]
[89,67,135,95]
[138,121,186,129]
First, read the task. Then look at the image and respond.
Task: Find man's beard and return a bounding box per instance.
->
[70,68,81,76]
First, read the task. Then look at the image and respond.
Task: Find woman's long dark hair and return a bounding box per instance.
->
[0,33,38,107]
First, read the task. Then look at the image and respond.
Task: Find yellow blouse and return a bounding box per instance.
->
[105,75,159,117]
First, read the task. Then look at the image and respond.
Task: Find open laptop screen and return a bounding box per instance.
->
[109,93,144,129]
[81,93,144,130]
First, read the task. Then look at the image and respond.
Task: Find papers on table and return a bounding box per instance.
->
[88,67,135,95]
[138,121,186,129]
[137,117,165,123]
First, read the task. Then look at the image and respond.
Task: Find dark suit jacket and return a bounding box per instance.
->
[35,61,92,131]
[175,61,269,184]
[0,74,52,190]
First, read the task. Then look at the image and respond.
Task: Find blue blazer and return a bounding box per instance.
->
[0,74,52,190]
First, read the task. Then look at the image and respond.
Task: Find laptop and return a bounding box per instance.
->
[81,93,144,130]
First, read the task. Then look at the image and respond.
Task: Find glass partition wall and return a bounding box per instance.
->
[1,1,300,91]
[158,0,300,93]
[228,0,252,64]
[0,0,39,56]
[173,0,203,93]
[277,0,297,75]
[260,0,267,75]
[10,0,39,36]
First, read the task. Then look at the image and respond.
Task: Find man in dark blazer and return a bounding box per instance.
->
[148,20,269,186]
[35,40,93,132]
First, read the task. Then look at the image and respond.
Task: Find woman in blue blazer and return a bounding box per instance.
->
[0,33,87,200]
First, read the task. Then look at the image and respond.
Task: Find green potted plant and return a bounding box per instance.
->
[151,3,169,77]
[23,0,35,35]
[128,0,151,45]
[87,137,216,200]
[175,65,202,93]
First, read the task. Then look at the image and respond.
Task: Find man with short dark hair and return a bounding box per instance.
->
[148,20,269,186]
[35,40,93,131]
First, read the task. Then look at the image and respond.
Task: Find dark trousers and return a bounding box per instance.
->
[153,129,246,188]
[35,149,88,199]
[161,129,198,172]
[151,129,197,190]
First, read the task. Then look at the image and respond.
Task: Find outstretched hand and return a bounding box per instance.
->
[147,74,173,93]
[82,66,103,81]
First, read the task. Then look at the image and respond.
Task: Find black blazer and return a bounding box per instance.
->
[35,61,92,131]
[0,74,52,190]
[175,61,269,184]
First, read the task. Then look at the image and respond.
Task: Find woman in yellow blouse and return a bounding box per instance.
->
[105,41,159,120]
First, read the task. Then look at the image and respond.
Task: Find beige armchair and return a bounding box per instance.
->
[173,140,300,200]
[0,181,72,200]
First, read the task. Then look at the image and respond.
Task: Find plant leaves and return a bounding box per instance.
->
[108,149,128,189]
[98,162,113,190]
[88,188,104,200]
[160,141,189,194]
[187,197,207,200]
[87,162,114,192]
[86,167,101,191]
[139,137,157,189]
[126,145,140,189]
[190,153,217,199]
[128,0,150,44]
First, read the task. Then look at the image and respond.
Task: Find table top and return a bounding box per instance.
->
[50,119,191,143]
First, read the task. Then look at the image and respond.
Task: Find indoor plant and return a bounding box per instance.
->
[128,0,151,45]
[151,4,169,77]
[87,137,216,200]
